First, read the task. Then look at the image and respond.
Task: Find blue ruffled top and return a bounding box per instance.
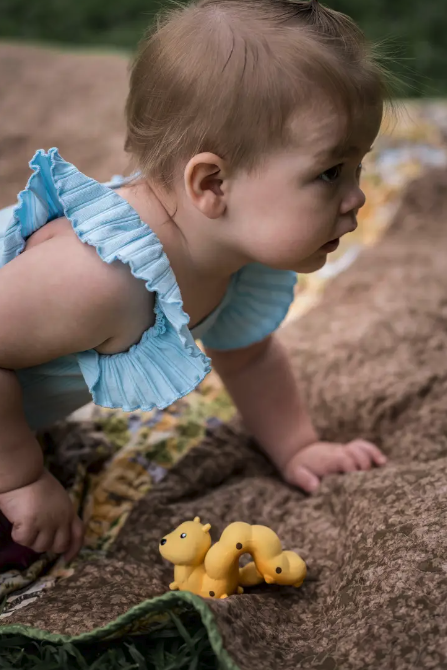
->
[0,149,297,430]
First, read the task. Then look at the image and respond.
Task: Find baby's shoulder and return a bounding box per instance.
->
[25,216,136,288]
[24,216,155,354]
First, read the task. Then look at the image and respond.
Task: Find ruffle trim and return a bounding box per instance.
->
[5,149,211,411]
[201,263,297,351]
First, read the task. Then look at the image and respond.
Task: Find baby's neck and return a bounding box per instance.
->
[117,180,243,279]
[116,180,241,328]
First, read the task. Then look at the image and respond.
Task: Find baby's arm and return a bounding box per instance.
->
[207,335,386,493]
[0,227,144,558]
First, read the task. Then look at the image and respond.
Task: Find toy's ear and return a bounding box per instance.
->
[194,517,201,524]
[202,523,211,533]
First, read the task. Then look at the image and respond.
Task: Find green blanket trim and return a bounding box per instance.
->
[0,591,240,670]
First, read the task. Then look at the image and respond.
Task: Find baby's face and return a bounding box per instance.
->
[226,104,382,273]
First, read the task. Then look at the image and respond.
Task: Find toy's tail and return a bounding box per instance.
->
[204,522,254,579]
[238,561,264,587]
[257,550,307,587]
[239,549,307,588]
[205,522,306,588]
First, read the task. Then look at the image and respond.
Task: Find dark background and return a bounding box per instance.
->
[0,0,445,97]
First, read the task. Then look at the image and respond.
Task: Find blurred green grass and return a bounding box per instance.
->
[0,611,219,670]
[0,0,445,97]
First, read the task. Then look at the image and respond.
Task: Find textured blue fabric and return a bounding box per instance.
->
[0,149,296,429]
[200,263,297,350]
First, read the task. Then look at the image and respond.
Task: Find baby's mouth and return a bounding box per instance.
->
[320,238,340,253]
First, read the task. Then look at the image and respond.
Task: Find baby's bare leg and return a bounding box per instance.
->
[0,369,43,492]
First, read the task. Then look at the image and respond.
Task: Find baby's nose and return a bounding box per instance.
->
[341,185,366,216]
[160,538,167,545]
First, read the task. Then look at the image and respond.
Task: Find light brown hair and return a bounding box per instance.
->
[125,0,391,186]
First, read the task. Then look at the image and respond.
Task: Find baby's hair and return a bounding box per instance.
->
[125,0,391,187]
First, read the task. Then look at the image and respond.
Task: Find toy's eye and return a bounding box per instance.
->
[180,533,187,538]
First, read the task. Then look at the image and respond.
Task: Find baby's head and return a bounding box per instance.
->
[126,0,390,273]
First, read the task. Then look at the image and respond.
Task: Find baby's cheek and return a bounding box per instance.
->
[254,231,308,267]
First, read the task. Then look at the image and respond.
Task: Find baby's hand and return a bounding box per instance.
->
[282,440,387,493]
[0,469,84,562]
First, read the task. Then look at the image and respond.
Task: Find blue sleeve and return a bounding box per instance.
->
[3,149,211,413]
[201,263,297,351]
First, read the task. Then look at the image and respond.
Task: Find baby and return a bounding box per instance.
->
[0,0,389,562]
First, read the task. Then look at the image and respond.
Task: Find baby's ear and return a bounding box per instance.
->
[194,516,201,524]
[202,523,211,533]
[184,153,227,220]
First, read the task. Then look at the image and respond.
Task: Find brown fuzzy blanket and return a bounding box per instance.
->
[1,40,447,670]
[1,167,446,669]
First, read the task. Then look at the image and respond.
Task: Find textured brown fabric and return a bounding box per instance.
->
[4,168,447,669]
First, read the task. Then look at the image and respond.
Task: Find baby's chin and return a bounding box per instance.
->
[261,248,329,274]
[293,252,328,274]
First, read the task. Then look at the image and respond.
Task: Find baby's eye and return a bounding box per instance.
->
[356,163,363,181]
[319,164,342,184]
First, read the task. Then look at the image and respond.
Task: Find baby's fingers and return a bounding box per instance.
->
[11,519,39,549]
[32,528,57,554]
[349,440,387,467]
[336,449,358,473]
[53,525,71,555]
[63,516,84,564]
[288,465,320,494]
[345,443,371,471]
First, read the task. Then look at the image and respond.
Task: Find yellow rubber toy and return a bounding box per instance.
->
[159,517,306,599]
